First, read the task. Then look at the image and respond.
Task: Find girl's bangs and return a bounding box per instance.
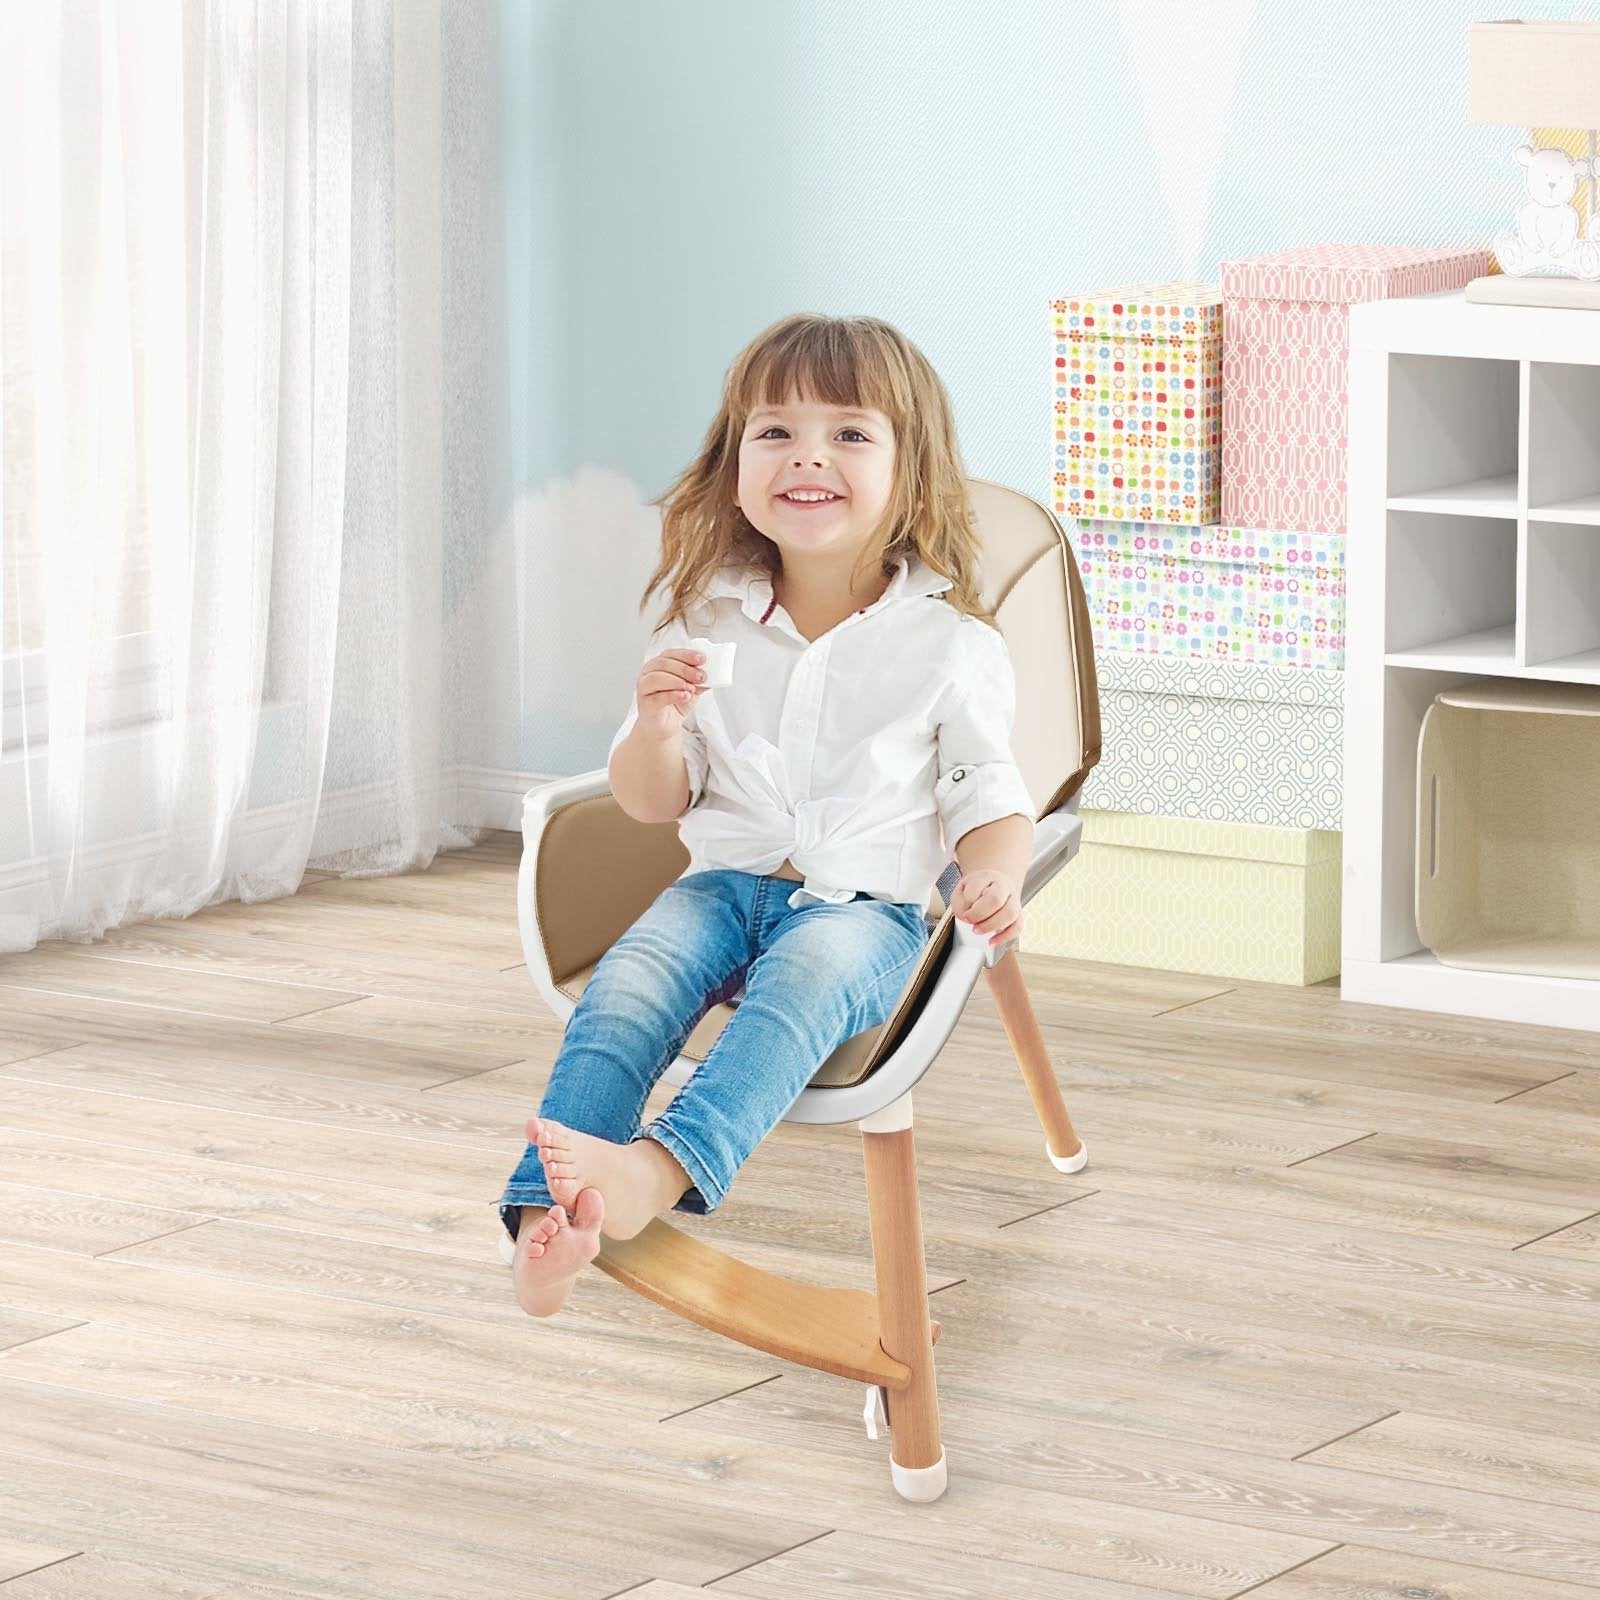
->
[733,328,900,428]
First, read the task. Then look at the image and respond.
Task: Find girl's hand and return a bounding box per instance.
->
[636,647,707,740]
[949,868,1022,948]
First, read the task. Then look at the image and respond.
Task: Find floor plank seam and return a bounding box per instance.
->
[660,1373,784,1423]
[1285,1131,1378,1167]
[1495,1071,1579,1103]
[996,1189,1100,1228]
[0,1552,86,1588]
[696,1527,836,1591]
[1223,1542,1344,1599]
[1149,987,1238,1018]
[0,1042,92,1067]
[1511,1209,1600,1252]
[1290,1408,1402,1462]
[93,1218,220,1259]
[268,996,376,1026]
[0,1320,92,1355]
[418,1061,530,1089]
[595,1581,656,1600]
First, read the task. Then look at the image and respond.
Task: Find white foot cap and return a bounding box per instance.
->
[891,1450,948,1502]
[1048,1138,1089,1174]
[497,1230,516,1266]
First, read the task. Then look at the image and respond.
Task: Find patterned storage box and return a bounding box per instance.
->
[1082,649,1345,829]
[1220,243,1491,534]
[1027,808,1341,986]
[1075,522,1346,669]
[1051,282,1223,525]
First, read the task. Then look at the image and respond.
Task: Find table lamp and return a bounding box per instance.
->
[1468,18,1600,289]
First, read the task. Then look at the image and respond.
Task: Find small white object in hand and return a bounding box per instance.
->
[686,637,736,688]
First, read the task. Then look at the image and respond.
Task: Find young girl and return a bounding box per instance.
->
[499,313,1037,1318]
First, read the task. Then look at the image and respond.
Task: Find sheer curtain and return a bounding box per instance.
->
[0,0,494,955]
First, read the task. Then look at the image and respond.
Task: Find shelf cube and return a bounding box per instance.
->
[1075,520,1346,669]
[1052,282,1223,525]
[1221,244,1491,535]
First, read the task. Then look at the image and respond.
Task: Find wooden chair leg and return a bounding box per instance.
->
[982,945,1088,1172]
[861,1104,947,1502]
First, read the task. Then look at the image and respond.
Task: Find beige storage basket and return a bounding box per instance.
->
[1416,678,1600,978]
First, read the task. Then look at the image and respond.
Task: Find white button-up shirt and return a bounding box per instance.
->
[608,551,1036,911]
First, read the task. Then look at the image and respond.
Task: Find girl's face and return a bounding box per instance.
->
[735,396,897,564]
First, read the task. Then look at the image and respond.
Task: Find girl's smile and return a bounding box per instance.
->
[776,492,847,512]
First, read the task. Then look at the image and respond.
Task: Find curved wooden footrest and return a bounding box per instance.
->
[595,1217,941,1390]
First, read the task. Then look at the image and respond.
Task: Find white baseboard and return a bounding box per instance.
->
[453,766,563,831]
[0,765,568,942]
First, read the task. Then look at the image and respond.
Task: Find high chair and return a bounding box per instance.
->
[498,477,1102,1502]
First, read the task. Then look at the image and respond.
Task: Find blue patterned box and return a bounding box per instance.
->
[1075,522,1346,669]
[1082,649,1345,829]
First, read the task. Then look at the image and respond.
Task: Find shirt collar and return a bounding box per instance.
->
[700,551,954,624]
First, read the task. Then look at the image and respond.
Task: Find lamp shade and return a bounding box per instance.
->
[1468,19,1600,128]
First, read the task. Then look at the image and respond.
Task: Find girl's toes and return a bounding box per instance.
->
[523,1206,565,1256]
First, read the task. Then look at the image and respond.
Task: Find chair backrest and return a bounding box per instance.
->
[964,476,1101,824]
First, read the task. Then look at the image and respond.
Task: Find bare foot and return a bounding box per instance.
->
[527,1115,686,1241]
[511,1185,603,1317]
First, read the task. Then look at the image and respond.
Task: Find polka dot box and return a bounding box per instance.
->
[1051,281,1223,526]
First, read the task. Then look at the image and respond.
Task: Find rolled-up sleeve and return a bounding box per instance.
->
[933,620,1036,854]
[606,618,710,810]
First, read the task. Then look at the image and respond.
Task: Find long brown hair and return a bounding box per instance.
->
[639,313,998,632]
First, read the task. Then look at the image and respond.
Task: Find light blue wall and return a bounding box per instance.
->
[492,0,1600,774]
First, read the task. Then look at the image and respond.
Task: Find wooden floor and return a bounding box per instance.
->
[2,830,1599,1598]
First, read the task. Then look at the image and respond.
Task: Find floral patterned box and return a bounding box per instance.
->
[1051,282,1223,525]
[1220,243,1490,533]
[1074,521,1346,669]
[1080,648,1345,830]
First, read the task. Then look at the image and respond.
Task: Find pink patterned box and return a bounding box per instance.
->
[1221,244,1490,533]
[1075,521,1346,668]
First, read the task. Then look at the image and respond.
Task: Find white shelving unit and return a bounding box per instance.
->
[1343,287,1600,1032]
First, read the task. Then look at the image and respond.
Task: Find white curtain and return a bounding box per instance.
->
[0,0,494,955]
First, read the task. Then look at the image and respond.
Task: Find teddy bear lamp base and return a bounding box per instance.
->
[1489,141,1600,283]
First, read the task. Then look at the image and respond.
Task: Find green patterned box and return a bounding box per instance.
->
[1028,809,1341,985]
[1083,649,1345,829]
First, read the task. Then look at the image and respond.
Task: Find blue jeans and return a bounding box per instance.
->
[497,867,931,1243]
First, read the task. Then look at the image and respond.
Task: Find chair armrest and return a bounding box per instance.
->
[1022,789,1084,905]
[949,791,1084,967]
[518,767,689,1012]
